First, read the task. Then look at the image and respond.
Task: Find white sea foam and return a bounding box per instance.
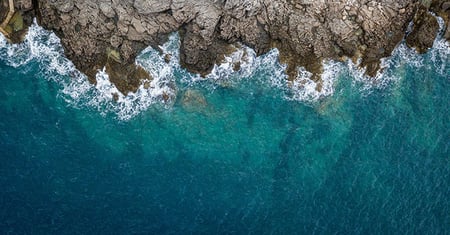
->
[429,16,450,75]
[205,45,341,102]
[87,69,176,120]
[173,43,260,90]
[0,21,178,120]
[341,30,443,94]
[0,20,80,82]
[0,17,448,120]
[291,60,343,101]
[62,38,180,120]
[246,48,287,89]
[326,15,449,94]
[0,34,6,48]
[205,45,256,84]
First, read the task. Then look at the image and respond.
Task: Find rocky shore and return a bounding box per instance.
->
[1,0,449,94]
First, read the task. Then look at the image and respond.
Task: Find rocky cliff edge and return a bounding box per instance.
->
[1,0,449,94]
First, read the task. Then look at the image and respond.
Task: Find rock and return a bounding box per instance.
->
[15,0,33,11]
[443,2,450,11]
[420,0,432,9]
[0,0,448,94]
[50,0,74,13]
[446,23,450,40]
[181,89,208,112]
[406,9,439,53]
[164,54,172,63]
[105,59,152,95]
[110,35,123,48]
[99,1,115,18]
[107,48,121,63]
[133,0,171,14]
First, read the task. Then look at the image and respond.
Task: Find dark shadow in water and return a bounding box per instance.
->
[245,89,263,128]
[267,123,302,233]
[241,150,251,164]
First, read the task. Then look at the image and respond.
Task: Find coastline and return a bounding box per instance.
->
[0,0,449,94]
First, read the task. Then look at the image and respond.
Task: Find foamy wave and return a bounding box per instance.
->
[205,45,256,84]
[286,61,342,101]
[0,34,6,48]
[1,26,293,102]
[0,21,178,120]
[209,46,340,102]
[137,34,178,80]
[62,39,179,120]
[91,69,175,120]
[175,44,260,89]
[62,67,176,121]
[1,17,448,120]
[333,15,448,93]
[429,16,449,75]
[343,39,433,94]
[346,58,397,92]
[247,48,287,89]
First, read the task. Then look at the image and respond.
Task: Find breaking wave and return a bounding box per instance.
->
[0,18,448,120]
[0,21,178,120]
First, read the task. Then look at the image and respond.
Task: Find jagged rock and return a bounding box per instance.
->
[15,0,33,11]
[406,7,439,54]
[49,0,74,13]
[446,23,450,40]
[99,1,115,18]
[133,0,171,14]
[443,2,450,10]
[0,0,448,94]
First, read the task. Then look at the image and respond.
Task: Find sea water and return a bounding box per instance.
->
[0,19,448,234]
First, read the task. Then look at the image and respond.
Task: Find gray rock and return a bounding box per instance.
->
[50,0,74,13]
[134,0,172,14]
[15,0,33,11]
[99,1,115,18]
[442,2,450,11]
[1,0,448,93]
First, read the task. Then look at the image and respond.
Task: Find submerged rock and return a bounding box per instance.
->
[181,89,208,112]
[0,0,449,94]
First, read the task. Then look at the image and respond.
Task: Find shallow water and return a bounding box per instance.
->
[0,22,449,234]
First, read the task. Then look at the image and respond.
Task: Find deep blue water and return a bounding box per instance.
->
[0,23,449,234]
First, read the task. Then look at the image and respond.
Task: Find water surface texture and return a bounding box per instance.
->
[0,22,449,234]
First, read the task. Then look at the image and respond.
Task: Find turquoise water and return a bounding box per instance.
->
[0,22,449,234]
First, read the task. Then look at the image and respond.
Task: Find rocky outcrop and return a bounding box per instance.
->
[405,0,450,53]
[431,0,450,40]
[406,5,439,53]
[1,0,449,94]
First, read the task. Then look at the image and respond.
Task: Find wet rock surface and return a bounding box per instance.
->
[406,5,439,53]
[1,0,449,94]
[0,0,34,43]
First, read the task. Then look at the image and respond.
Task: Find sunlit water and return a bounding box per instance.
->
[0,20,449,234]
